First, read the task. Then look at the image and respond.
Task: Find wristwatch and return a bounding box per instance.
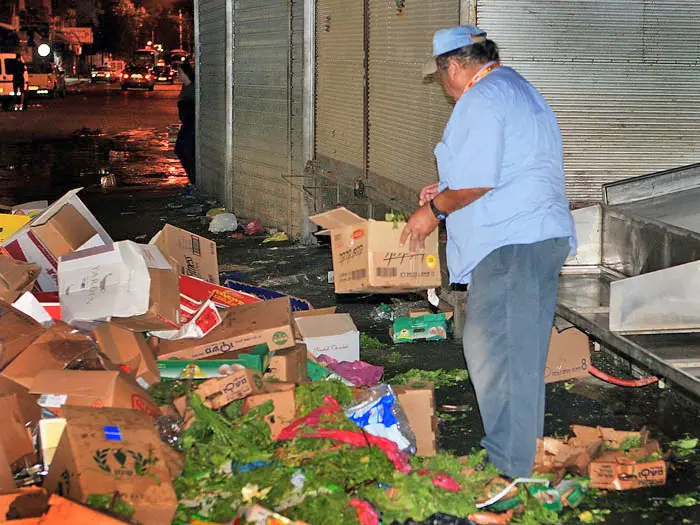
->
[430,200,448,221]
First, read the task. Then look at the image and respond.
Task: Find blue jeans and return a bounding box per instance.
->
[463,237,570,478]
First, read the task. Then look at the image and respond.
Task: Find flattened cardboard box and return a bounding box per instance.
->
[43,406,178,525]
[0,256,39,304]
[195,368,265,409]
[268,344,308,383]
[0,300,45,371]
[93,323,160,389]
[545,327,591,384]
[30,369,160,418]
[157,296,295,360]
[2,322,103,389]
[309,207,441,294]
[151,224,219,284]
[393,381,437,457]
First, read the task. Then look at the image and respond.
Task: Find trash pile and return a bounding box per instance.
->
[0,192,672,524]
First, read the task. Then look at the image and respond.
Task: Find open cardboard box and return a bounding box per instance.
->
[150,224,219,284]
[2,188,112,292]
[58,241,180,332]
[0,300,45,371]
[295,313,360,363]
[2,322,104,389]
[93,322,160,389]
[268,344,309,383]
[43,406,178,525]
[309,207,441,294]
[0,256,39,304]
[30,369,160,418]
[157,297,295,360]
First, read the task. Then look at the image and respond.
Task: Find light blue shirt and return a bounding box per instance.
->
[436,64,577,284]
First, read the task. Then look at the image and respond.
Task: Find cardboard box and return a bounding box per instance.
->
[392,313,449,343]
[42,494,130,524]
[0,375,41,426]
[268,344,308,383]
[157,297,295,360]
[0,256,39,303]
[2,322,103,389]
[179,274,261,310]
[0,300,45,371]
[93,323,160,389]
[242,383,296,438]
[2,189,113,292]
[31,204,98,260]
[0,441,14,492]
[0,394,35,466]
[296,313,360,363]
[195,368,265,409]
[0,487,48,522]
[30,370,160,418]
[0,214,31,243]
[39,418,67,471]
[292,307,337,340]
[309,207,441,293]
[43,406,178,525]
[158,344,270,379]
[545,327,591,384]
[589,446,667,490]
[393,381,438,457]
[151,224,219,284]
[58,241,180,331]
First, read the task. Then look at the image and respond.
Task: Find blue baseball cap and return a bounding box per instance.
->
[422,25,487,76]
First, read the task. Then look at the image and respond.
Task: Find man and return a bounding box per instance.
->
[175,61,196,187]
[10,53,27,110]
[400,25,577,479]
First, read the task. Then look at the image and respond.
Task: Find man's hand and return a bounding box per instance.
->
[419,183,440,206]
[399,205,440,253]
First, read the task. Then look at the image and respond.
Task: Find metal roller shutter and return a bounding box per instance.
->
[315,0,365,169]
[477,0,700,201]
[368,0,459,192]
[195,0,233,203]
[232,0,305,233]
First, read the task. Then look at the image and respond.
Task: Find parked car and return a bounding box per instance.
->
[27,63,66,98]
[120,66,156,91]
[91,65,116,83]
[154,65,176,84]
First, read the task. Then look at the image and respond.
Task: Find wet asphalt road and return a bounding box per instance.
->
[3,82,700,524]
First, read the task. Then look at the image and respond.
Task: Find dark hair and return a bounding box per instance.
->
[178,61,195,83]
[435,39,499,71]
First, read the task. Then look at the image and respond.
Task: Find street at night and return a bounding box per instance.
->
[3,1,700,525]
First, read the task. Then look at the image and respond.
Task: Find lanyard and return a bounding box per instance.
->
[463,61,500,93]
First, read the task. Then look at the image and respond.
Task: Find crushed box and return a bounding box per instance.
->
[0,300,45,370]
[393,381,438,457]
[309,207,441,293]
[42,406,178,525]
[545,327,591,384]
[151,224,219,284]
[2,188,112,292]
[30,369,160,418]
[157,297,295,360]
[0,394,35,466]
[2,322,103,389]
[58,241,180,331]
[296,313,360,363]
[194,368,265,409]
[0,256,39,303]
[93,322,160,389]
[242,382,296,438]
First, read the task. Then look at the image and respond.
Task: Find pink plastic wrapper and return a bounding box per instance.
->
[350,499,380,525]
[317,354,384,387]
[244,218,265,236]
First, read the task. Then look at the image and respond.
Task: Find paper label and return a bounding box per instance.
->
[38,394,67,408]
[136,377,150,389]
[103,425,122,441]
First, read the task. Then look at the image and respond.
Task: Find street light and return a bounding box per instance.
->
[37,44,51,57]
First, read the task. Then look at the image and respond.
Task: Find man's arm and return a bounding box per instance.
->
[433,187,492,214]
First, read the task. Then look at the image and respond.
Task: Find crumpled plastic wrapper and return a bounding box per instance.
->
[156,415,183,446]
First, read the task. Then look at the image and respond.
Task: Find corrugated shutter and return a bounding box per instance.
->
[478,0,700,201]
[368,0,459,192]
[315,0,365,169]
[232,0,305,233]
[196,0,232,202]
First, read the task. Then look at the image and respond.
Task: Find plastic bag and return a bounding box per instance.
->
[345,384,417,455]
[209,212,238,233]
